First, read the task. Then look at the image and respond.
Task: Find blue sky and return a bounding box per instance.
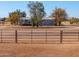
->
[0,1,79,18]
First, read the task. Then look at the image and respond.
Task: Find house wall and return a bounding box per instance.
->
[19,18,55,26]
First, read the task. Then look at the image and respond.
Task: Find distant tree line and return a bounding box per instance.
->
[69,17,79,24]
[2,1,79,27]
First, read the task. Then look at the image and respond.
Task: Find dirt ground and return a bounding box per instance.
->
[0,43,79,57]
[0,25,79,57]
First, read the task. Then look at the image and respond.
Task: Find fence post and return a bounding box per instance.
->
[78,31,79,41]
[46,30,47,44]
[60,30,63,44]
[15,30,17,43]
[1,30,2,43]
[31,30,32,44]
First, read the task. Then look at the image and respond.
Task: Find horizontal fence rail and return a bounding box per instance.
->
[0,29,78,44]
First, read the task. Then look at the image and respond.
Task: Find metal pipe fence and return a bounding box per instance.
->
[0,29,78,44]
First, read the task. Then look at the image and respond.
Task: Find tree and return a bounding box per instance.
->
[21,11,26,17]
[16,9,26,17]
[69,17,79,24]
[8,9,26,24]
[9,12,20,24]
[28,1,46,27]
[52,7,67,26]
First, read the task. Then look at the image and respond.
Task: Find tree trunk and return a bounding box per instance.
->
[59,21,61,26]
[36,22,39,28]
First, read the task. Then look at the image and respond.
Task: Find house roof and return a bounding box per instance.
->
[20,17,55,20]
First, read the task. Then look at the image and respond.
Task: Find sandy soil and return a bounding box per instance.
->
[0,43,79,56]
[0,25,79,56]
